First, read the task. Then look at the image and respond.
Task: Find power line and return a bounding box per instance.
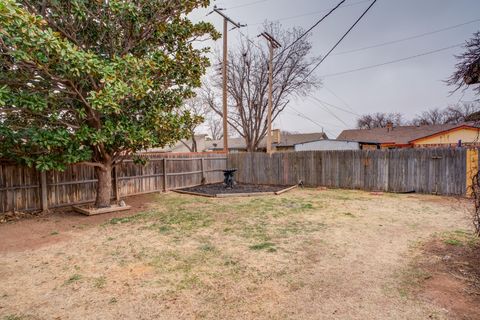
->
[308,97,350,126]
[226,0,268,10]
[237,28,264,51]
[286,112,337,137]
[321,43,463,78]
[309,95,361,117]
[286,106,340,136]
[322,85,357,113]
[333,17,480,56]
[287,106,329,129]
[248,0,372,26]
[275,0,346,59]
[303,0,378,81]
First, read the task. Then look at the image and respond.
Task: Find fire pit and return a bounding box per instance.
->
[223,169,237,189]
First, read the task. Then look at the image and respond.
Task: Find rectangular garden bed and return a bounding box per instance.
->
[174,183,297,198]
[73,204,132,216]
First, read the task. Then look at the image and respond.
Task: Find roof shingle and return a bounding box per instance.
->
[337,123,476,145]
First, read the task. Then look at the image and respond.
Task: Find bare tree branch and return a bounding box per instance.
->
[447,31,480,95]
[203,22,321,151]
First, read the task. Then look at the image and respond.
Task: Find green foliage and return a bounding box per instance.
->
[93,276,107,289]
[3,315,23,320]
[63,273,82,286]
[249,242,277,252]
[0,0,219,170]
[441,230,479,247]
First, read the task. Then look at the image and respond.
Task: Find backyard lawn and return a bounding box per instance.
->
[0,189,478,319]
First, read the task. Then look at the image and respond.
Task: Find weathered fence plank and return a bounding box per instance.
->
[228,148,469,196]
[0,153,226,213]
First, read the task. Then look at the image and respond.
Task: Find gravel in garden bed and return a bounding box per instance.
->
[180,183,290,195]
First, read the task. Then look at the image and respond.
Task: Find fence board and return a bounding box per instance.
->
[0,153,226,213]
[228,148,468,196]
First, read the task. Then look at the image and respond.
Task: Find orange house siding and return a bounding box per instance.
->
[410,127,480,147]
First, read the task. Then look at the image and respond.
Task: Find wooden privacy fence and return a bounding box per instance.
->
[0,153,227,213]
[228,148,476,196]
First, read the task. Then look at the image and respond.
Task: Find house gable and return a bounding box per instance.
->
[410,126,480,146]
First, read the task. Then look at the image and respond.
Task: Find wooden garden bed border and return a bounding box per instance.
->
[173,185,297,198]
[73,204,132,216]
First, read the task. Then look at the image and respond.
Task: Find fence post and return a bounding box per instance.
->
[466,148,478,197]
[201,158,206,184]
[40,171,48,212]
[385,150,390,192]
[113,166,120,202]
[163,158,168,192]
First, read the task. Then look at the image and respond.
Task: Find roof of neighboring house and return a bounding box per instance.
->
[276,132,328,147]
[143,134,208,153]
[206,131,329,150]
[293,138,363,146]
[205,137,247,150]
[337,123,478,145]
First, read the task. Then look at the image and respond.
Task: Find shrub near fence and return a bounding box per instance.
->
[0,153,227,213]
[228,148,474,196]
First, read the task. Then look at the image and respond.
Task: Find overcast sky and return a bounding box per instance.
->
[192,0,480,138]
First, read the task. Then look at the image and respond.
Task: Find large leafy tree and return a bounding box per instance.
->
[0,0,218,207]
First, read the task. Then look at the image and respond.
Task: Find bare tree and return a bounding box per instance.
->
[410,108,447,126]
[204,22,321,151]
[181,97,209,152]
[447,31,480,95]
[410,103,480,125]
[206,114,223,140]
[472,172,480,236]
[198,86,226,141]
[444,102,480,123]
[448,33,480,238]
[356,112,403,129]
[181,94,225,151]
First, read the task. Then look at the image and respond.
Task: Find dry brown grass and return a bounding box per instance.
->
[0,189,472,319]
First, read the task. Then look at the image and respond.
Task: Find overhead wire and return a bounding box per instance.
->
[303,0,378,81]
[320,43,462,78]
[286,105,340,136]
[309,95,361,117]
[248,0,372,26]
[333,17,480,56]
[217,1,370,135]
[237,28,264,51]
[274,0,347,59]
[307,97,351,127]
[226,0,268,10]
[322,85,357,113]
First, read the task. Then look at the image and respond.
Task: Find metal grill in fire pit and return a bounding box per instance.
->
[223,169,237,189]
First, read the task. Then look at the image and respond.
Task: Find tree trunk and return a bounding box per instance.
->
[191,136,198,152]
[95,164,112,208]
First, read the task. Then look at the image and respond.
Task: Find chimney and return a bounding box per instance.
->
[386,121,393,132]
[272,129,281,144]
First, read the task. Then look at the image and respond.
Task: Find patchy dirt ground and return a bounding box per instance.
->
[412,232,480,320]
[0,189,474,319]
[0,194,155,252]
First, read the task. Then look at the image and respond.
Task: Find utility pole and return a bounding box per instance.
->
[208,6,245,153]
[258,32,281,154]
